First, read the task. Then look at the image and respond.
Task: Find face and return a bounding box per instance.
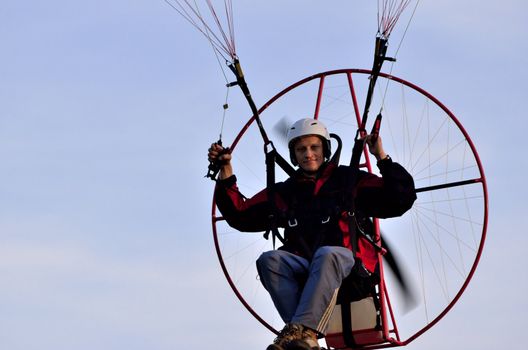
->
[293,135,325,176]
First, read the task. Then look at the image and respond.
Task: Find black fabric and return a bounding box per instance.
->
[337,261,380,304]
[214,159,416,261]
[275,165,359,259]
[340,300,357,348]
[264,148,285,249]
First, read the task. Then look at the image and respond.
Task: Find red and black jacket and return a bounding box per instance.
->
[214,157,416,273]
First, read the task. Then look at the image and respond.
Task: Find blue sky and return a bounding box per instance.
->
[1,1,527,349]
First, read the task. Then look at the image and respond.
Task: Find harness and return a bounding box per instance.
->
[263,133,342,252]
[281,172,346,259]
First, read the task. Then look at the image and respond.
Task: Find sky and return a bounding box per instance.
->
[1,1,527,349]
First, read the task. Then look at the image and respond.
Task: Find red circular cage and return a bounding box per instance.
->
[211,69,488,348]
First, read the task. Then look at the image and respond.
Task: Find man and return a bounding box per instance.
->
[208,118,416,350]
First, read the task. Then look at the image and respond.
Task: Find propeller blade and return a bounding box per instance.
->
[271,116,292,145]
[380,233,419,312]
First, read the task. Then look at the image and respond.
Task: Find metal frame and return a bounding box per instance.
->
[211,68,489,347]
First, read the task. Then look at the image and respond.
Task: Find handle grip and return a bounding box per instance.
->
[370,113,382,145]
[205,140,230,180]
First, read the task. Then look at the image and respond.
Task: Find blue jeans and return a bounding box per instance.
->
[256,246,355,334]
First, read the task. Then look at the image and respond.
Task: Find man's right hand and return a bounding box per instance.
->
[207,143,233,179]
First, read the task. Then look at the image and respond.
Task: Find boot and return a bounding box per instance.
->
[266,323,304,350]
[287,327,320,350]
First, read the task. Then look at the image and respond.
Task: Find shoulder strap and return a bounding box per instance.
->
[263,145,296,248]
[339,166,360,255]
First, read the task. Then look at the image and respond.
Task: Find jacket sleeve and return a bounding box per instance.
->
[214,175,275,232]
[355,158,416,218]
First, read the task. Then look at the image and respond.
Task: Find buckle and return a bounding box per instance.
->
[288,218,298,227]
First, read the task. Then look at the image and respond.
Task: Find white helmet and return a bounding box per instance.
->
[286,118,331,165]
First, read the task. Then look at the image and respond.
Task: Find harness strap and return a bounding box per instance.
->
[227,59,271,145]
[342,168,385,256]
[350,37,390,169]
[329,133,343,165]
[340,165,361,257]
[354,216,384,253]
[273,148,296,177]
[347,211,360,256]
[263,145,285,249]
[341,300,357,348]
[350,128,367,169]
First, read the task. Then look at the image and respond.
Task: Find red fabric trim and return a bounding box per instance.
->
[356,238,378,273]
[339,213,378,273]
[314,162,336,195]
[221,181,288,212]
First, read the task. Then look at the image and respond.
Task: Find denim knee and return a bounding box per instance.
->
[256,250,280,271]
[312,246,355,275]
[313,246,340,264]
